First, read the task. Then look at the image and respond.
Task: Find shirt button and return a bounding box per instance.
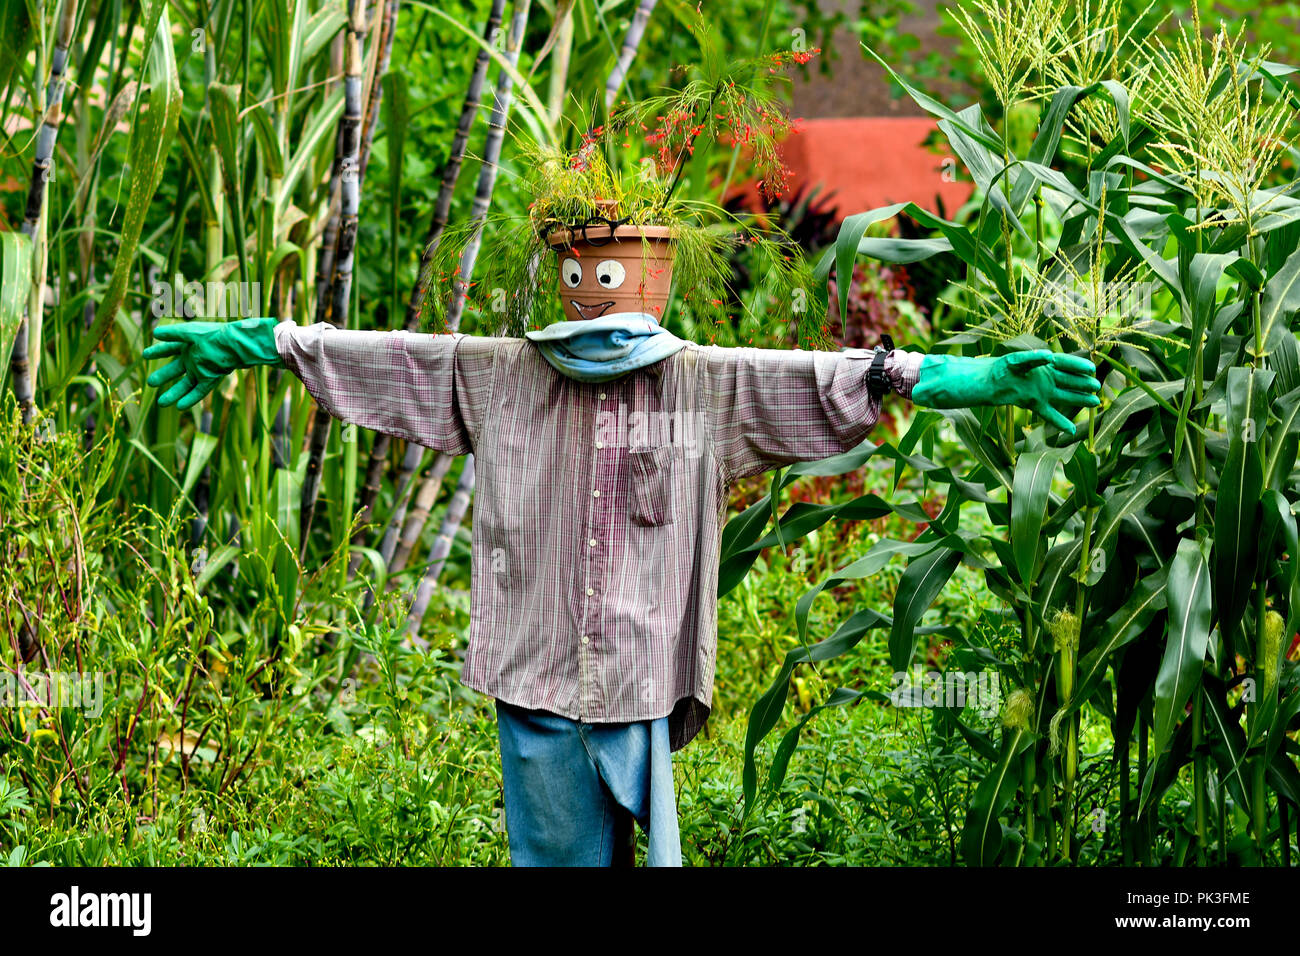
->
[592,489,600,497]
[581,635,590,645]
[595,441,604,449]
[588,538,597,548]
[586,587,595,596]
[599,392,607,400]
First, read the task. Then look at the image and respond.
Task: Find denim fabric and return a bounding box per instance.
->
[495,699,681,867]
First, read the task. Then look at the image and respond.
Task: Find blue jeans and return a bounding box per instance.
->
[495,700,682,867]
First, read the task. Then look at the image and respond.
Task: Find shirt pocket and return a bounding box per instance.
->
[484,440,539,534]
[628,445,676,527]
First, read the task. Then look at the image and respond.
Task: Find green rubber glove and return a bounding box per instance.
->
[911,350,1101,436]
[143,317,284,410]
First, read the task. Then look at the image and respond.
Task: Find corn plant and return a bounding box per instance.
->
[731,0,1300,865]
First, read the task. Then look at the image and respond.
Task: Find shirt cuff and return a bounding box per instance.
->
[885,349,924,402]
[271,318,296,362]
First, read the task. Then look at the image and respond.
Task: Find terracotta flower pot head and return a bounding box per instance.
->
[546,220,675,322]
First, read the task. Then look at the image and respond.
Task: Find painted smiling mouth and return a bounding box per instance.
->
[571,299,615,319]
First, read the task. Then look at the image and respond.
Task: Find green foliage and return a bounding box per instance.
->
[4,0,1298,868]
[728,0,1300,865]
[0,385,504,865]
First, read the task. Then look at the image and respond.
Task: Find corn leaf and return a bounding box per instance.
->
[1260,244,1300,350]
[1085,460,1172,585]
[939,105,1027,239]
[1073,565,1169,709]
[1214,367,1272,645]
[1263,489,1300,642]
[888,546,963,671]
[1152,537,1211,761]
[1173,252,1240,462]
[1010,447,1068,588]
[961,727,1030,866]
[765,687,862,797]
[278,85,345,206]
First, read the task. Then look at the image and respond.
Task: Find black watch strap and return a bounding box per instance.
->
[867,334,895,401]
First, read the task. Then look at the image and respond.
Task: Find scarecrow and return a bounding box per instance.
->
[143,223,1100,867]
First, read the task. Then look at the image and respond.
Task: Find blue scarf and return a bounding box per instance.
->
[525,313,686,383]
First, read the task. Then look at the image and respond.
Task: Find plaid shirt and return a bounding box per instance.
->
[275,323,923,750]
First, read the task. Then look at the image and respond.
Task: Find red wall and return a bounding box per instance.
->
[735,117,974,220]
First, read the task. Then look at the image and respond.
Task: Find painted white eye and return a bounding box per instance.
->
[595,260,626,290]
[561,257,582,288]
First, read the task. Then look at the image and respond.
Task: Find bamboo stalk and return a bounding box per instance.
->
[313,134,343,321]
[312,33,347,323]
[357,0,399,186]
[299,0,394,550]
[299,0,372,553]
[331,2,369,322]
[76,36,98,449]
[292,0,394,489]
[604,0,657,111]
[401,0,532,638]
[406,0,505,335]
[193,0,223,541]
[10,0,79,424]
[353,0,506,541]
[444,0,530,332]
[283,24,346,475]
